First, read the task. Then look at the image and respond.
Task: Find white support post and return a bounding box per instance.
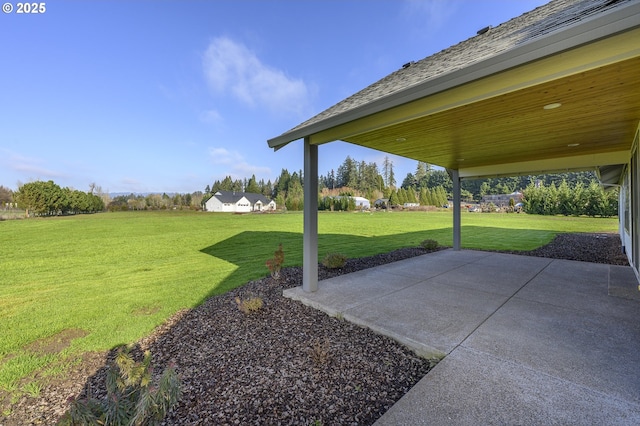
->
[303,138,318,292]
[448,168,462,250]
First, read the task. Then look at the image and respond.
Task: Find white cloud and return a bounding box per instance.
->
[199,109,223,123]
[203,36,312,116]
[209,147,243,165]
[208,147,271,178]
[1,149,66,179]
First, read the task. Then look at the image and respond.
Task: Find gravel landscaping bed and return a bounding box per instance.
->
[2,232,628,425]
[504,232,629,265]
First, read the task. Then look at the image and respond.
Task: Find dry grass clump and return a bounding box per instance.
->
[322,253,348,269]
[420,239,438,250]
[235,296,263,314]
[308,338,331,365]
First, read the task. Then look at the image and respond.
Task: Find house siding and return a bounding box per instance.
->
[204,191,276,213]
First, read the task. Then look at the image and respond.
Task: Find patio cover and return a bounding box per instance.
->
[267,0,640,291]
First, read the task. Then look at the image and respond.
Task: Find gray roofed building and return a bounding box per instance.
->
[204,190,276,213]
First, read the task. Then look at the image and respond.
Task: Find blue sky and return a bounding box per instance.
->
[1,0,547,194]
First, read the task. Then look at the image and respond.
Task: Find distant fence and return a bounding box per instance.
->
[0,207,26,220]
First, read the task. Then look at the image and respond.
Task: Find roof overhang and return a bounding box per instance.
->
[268,1,640,179]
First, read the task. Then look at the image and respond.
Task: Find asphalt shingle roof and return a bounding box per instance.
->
[272,0,632,145]
[214,190,271,204]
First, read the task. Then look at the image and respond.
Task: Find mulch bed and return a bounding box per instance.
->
[1,233,628,425]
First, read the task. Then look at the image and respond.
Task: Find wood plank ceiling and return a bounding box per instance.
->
[343,55,640,176]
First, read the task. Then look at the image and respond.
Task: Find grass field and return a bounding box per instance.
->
[0,210,619,399]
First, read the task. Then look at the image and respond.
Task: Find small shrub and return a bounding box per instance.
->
[266,244,284,280]
[308,338,331,365]
[322,252,347,269]
[60,346,181,426]
[420,239,438,250]
[235,296,263,314]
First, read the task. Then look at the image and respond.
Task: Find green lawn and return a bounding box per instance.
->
[0,210,618,397]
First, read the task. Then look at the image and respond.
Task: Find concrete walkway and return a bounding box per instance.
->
[283,249,640,425]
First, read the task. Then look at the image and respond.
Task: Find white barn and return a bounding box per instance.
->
[204,190,276,213]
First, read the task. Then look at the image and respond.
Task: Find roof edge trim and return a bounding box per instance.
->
[268,1,640,150]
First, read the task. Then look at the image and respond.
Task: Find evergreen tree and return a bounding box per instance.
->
[401,172,416,190]
[479,181,491,198]
[415,162,428,184]
[231,179,243,192]
[376,174,385,193]
[245,174,260,194]
[407,188,418,204]
[262,180,273,198]
[275,169,291,198]
[434,186,448,207]
[285,178,304,211]
[336,156,358,188]
[397,188,407,205]
[382,156,394,187]
[388,167,396,189]
[219,176,234,191]
[419,187,429,206]
[389,190,400,206]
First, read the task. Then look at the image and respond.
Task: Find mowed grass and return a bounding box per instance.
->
[0,210,618,394]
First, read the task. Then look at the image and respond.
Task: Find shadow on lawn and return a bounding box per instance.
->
[198,229,445,301]
[60,225,559,423]
[197,225,557,303]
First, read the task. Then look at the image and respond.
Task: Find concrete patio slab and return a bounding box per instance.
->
[344,280,509,355]
[609,264,640,301]
[375,347,640,426]
[517,259,640,321]
[427,253,552,296]
[369,249,491,280]
[465,296,640,405]
[283,250,640,425]
[284,267,424,316]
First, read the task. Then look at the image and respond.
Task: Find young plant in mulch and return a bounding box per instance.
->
[322,252,348,269]
[235,295,264,314]
[308,338,331,365]
[60,346,181,426]
[266,243,284,280]
[420,239,439,250]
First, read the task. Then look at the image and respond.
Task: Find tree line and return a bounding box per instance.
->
[2,155,618,217]
[106,192,205,211]
[522,180,617,217]
[12,180,105,216]
[203,155,617,216]
[321,157,617,216]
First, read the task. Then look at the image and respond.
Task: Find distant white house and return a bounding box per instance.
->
[481,191,523,207]
[352,196,370,210]
[329,195,370,210]
[204,190,276,213]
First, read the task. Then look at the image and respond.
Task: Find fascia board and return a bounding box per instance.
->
[267,1,640,150]
[457,150,630,179]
